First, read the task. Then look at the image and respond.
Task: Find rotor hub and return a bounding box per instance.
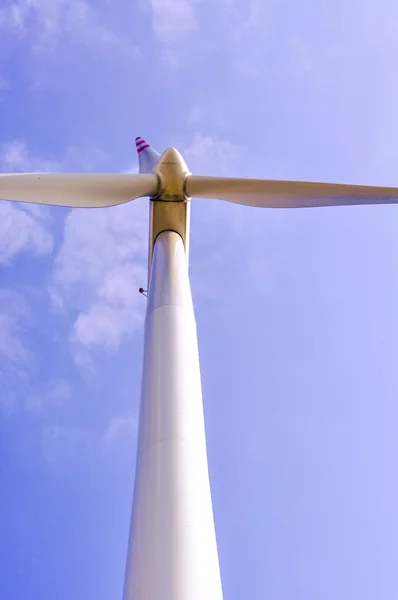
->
[154,147,191,202]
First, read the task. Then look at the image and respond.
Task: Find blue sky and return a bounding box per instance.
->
[1,0,398,598]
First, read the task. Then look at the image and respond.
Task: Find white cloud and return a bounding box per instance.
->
[0,201,53,265]
[181,132,264,236]
[0,137,110,268]
[1,375,70,419]
[41,409,138,463]
[41,423,94,463]
[0,137,108,174]
[0,138,146,375]
[0,141,57,415]
[0,291,31,416]
[184,133,244,176]
[0,78,9,98]
[104,410,137,445]
[24,379,71,415]
[0,291,30,366]
[150,0,197,42]
[181,133,257,242]
[50,199,148,365]
[147,0,283,69]
[179,133,291,309]
[0,0,136,56]
[1,139,58,172]
[0,138,109,175]
[0,140,54,265]
[149,0,197,67]
[64,142,109,172]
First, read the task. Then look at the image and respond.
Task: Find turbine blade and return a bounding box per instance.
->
[186,176,398,209]
[135,137,160,174]
[0,173,159,208]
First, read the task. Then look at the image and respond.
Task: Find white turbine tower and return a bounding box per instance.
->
[3,137,398,600]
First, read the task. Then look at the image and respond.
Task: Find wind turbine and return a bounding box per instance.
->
[2,137,398,600]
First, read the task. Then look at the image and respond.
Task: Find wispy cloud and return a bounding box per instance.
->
[0,291,32,416]
[41,408,138,463]
[0,137,146,376]
[0,291,30,367]
[0,0,136,56]
[64,142,109,172]
[25,379,71,415]
[147,0,283,69]
[150,0,197,42]
[0,77,10,101]
[1,139,58,172]
[41,423,94,463]
[0,200,53,265]
[149,0,197,66]
[50,199,148,368]
[0,138,108,174]
[184,132,244,176]
[0,140,55,265]
[0,142,60,419]
[179,132,291,312]
[104,410,137,445]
